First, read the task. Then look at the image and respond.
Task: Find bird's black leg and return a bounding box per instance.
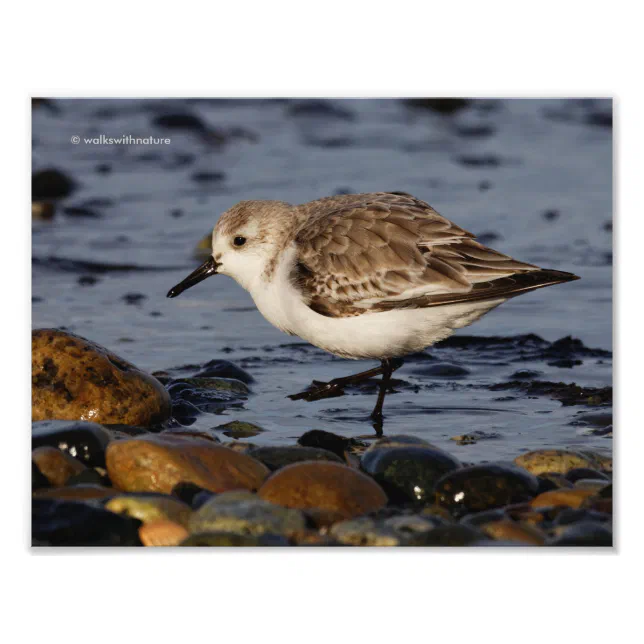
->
[370,358,404,434]
[288,362,387,402]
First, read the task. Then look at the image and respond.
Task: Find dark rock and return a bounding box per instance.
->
[542,209,560,221]
[457,154,502,168]
[536,473,573,493]
[191,171,226,183]
[565,468,609,483]
[547,521,612,547]
[417,524,486,546]
[248,445,344,471]
[460,508,507,527]
[122,293,147,305]
[65,468,105,487]
[598,483,612,499]
[32,461,52,490]
[409,363,470,378]
[62,206,101,218]
[361,444,462,505]
[78,275,99,286]
[32,498,142,546]
[450,430,502,446]
[193,359,254,384]
[509,369,542,380]
[287,99,354,120]
[553,508,611,527]
[153,113,208,134]
[32,168,76,200]
[434,463,539,517]
[403,98,471,114]
[180,532,289,546]
[297,429,365,459]
[171,482,214,509]
[491,380,612,406]
[32,420,112,468]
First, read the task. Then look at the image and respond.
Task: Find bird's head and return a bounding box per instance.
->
[167,200,295,298]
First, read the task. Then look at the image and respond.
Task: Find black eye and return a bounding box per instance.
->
[233,236,246,247]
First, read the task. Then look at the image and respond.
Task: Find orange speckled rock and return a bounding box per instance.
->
[258,461,387,520]
[106,435,270,494]
[32,446,86,486]
[32,329,171,427]
[530,488,597,509]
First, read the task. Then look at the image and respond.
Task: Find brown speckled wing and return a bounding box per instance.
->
[294,192,576,317]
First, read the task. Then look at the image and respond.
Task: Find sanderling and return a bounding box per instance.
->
[168,192,579,430]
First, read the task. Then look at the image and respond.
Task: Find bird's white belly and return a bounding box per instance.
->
[250,271,505,359]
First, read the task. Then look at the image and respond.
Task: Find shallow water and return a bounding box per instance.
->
[32,98,612,461]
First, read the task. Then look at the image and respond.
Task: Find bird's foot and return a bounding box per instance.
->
[287,379,346,402]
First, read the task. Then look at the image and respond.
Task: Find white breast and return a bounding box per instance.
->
[247,245,506,359]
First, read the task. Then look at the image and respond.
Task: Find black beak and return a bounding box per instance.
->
[167,257,219,298]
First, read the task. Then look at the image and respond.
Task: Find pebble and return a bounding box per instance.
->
[193,359,255,384]
[171,377,249,396]
[215,420,266,439]
[32,446,86,486]
[573,479,611,492]
[530,488,598,509]
[247,445,344,471]
[480,519,546,545]
[434,463,540,517]
[32,329,171,427]
[32,420,113,467]
[139,520,190,546]
[547,521,613,547]
[460,508,507,527]
[32,168,76,200]
[105,494,192,526]
[32,201,56,221]
[171,482,214,509]
[403,98,471,114]
[180,532,289,547]
[297,429,366,459]
[514,449,602,475]
[189,491,306,536]
[329,517,401,546]
[258,461,387,520]
[565,468,609,483]
[536,472,574,491]
[418,524,487,546]
[33,484,119,501]
[106,435,270,494]
[360,441,462,504]
[33,498,142,546]
[32,461,51,490]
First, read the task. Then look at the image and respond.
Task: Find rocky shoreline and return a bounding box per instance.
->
[32,329,613,547]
